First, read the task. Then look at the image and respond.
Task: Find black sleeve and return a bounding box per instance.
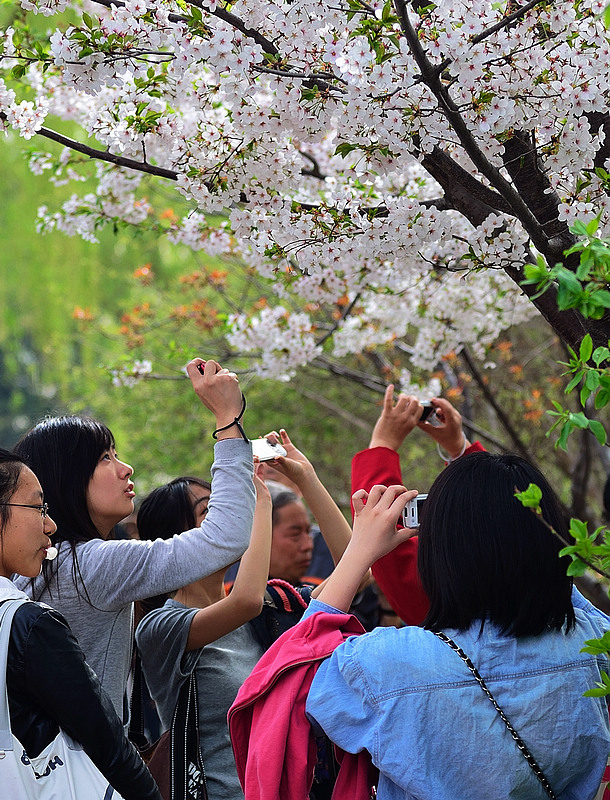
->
[16,606,162,800]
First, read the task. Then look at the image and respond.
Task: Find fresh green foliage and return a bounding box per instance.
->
[518,221,610,688]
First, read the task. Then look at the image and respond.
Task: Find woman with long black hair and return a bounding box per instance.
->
[12,358,255,722]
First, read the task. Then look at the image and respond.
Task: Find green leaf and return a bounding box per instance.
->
[580,334,593,363]
[11,63,27,78]
[570,411,590,429]
[566,559,587,576]
[334,142,358,158]
[570,219,590,236]
[514,483,542,508]
[591,290,610,309]
[569,518,589,540]
[595,388,610,408]
[582,634,610,655]
[565,371,583,393]
[592,347,610,367]
[588,419,607,445]
[556,420,573,450]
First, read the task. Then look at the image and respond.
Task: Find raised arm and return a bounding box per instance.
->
[313,485,417,612]
[368,384,423,450]
[184,469,273,651]
[263,429,353,567]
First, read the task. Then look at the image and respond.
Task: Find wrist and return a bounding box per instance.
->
[212,394,248,442]
[368,438,400,451]
[293,464,318,491]
[436,435,468,462]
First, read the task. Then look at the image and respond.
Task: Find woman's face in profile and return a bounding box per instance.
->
[86,447,135,536]
[188,484,211,526]
[0,466,57,578]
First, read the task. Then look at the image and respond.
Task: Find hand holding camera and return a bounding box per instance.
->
[416,397,471,460]
[350,484,419,565]
[369,385,426,450]
[258,428,315,488]
[187,358,244,435]
[402,493,428,529]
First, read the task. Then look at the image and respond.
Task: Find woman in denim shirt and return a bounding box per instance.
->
[305,452,610,800]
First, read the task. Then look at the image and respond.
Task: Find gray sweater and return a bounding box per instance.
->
[13,438,255,718]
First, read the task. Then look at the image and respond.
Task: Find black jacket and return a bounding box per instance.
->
[5,599,162,800]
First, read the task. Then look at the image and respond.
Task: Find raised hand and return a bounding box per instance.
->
[369,384,424,451]
[351,484,418,564]
[186,358,245,439]
[417,397,470,459]
[261,428,314,486]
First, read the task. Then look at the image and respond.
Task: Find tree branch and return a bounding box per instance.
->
[315,292,362,347]
[427,0,550,79]
[394,0,554,257]
[459,344,535,463]
[33,123,179,181]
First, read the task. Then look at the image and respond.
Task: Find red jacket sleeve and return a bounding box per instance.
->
[351,442,485,626]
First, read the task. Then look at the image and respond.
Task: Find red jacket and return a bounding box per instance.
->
[351,443,485,625]
[228,611,377,800]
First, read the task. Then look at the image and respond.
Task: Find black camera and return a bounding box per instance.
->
[419,402,441,427]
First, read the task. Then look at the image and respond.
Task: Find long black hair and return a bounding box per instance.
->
[418,452,575,637]
[14,416,115,600]
[15,415,114,544]
[137,476,211,542]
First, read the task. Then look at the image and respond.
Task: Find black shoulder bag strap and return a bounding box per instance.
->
[170,670,207,800]
[433,631,556,800]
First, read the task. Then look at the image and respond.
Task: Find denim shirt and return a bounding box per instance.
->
[304,590,610,800]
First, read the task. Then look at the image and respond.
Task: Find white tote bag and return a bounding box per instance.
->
[0,598,125,799]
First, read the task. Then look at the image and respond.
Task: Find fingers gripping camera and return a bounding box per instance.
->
[402,494,428,529]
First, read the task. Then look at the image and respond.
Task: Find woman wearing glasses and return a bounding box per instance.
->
[11,358,256,722]
[0,447,161,799]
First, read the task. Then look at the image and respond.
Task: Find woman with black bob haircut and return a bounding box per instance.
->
[418,451,574,637]
[11,358,256,723]
[302,452,610,800]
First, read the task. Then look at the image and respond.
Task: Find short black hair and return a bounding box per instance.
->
[265,482,300,527]
[137,476,211,542]
[418,452,575,637]
[15,415,114,544]
[0,448,27,538]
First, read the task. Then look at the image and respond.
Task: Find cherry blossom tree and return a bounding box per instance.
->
[1,0,610,386]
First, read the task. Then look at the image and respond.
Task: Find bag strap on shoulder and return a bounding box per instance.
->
[433,631,556,800]
[0,599,30,751]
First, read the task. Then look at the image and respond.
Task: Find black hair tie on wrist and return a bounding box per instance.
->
[212,393,248,442]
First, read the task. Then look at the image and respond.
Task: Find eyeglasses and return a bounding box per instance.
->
[0,502,50,519]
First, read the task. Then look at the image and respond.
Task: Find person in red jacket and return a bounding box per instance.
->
[352,386,485,624]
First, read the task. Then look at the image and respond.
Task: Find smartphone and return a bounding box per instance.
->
[402,493,428,529]
[251,438,287,462]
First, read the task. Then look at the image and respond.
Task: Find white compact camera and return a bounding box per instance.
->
[251,437,288,462]
[402,493,428,529]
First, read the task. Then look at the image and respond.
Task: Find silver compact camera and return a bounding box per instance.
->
[251,437,287,462]
[402,493,428,529]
